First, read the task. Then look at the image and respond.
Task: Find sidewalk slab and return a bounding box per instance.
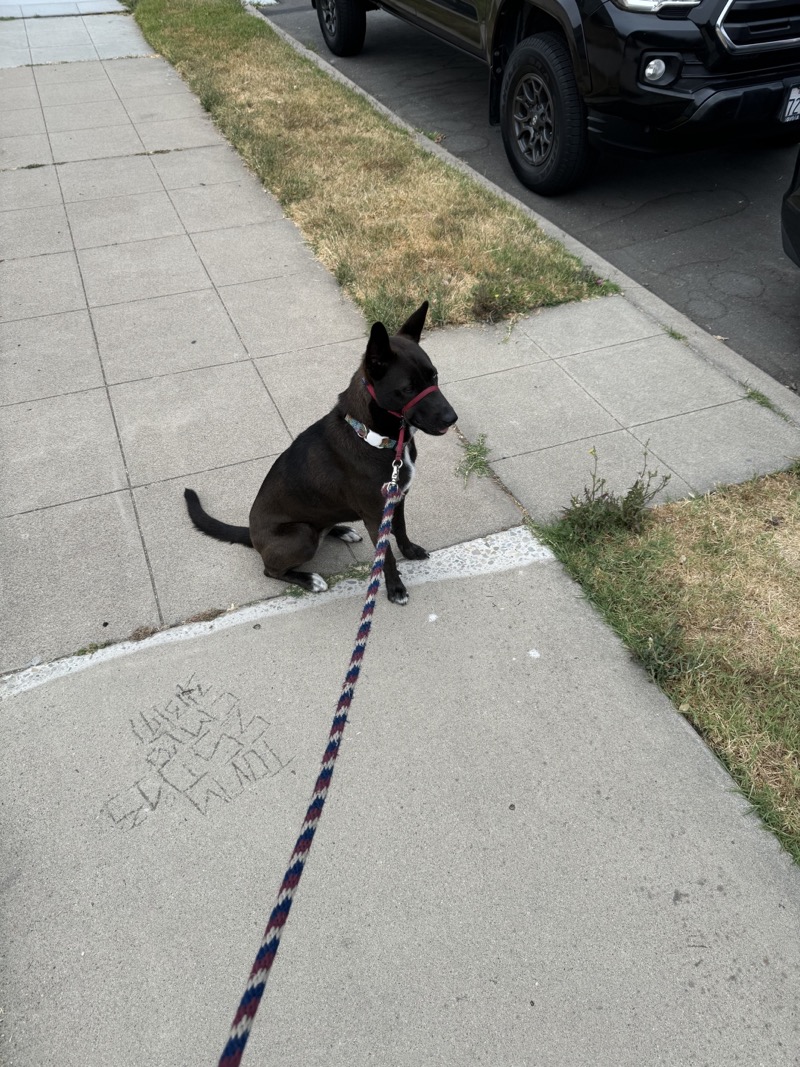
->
[557,333,743,426]
[1,491,159,669]
[0,386,126,515]
[108,361,292,486]
[0,162,62,209]
[633,401,800,492]
[444,360,620,460]
[0,250,83,320]
[57,154,162,201]
[148,143,247,189]
[168,179,283,232]
[0,105,46,138]
[92,289,248,384]
[190,218,309,287]
[218,270,365,359]
[50,122,145,163]
[0,202,71,259]
[36,75,119,106]
[0,13,150,67]
[2,81,38,108]
[1,555,798,1066]
[65,189,184,248]
[77,233,211,307]
[0,131,52,168]
[519,291,663,356]
[134,114,224,152]
[32,57,109,84]
[42,97,131,133]
[0,309,103,405]
[255,337,381,436]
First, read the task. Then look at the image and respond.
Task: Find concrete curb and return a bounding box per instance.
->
[248,3,800,432]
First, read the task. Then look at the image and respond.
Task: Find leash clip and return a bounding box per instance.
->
[382,460,404,497]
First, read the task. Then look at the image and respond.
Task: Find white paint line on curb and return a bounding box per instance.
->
[0,525,553,701]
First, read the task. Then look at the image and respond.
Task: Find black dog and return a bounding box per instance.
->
[184,302,457,604]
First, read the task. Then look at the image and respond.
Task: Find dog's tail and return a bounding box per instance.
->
[183,488,252,547]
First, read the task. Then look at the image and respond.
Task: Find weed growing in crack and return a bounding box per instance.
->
[555,446,670,544]
[456,433,492,486]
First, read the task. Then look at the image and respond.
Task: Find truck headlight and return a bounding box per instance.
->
[611,0,701,11]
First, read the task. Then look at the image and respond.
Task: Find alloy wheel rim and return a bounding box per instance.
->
[512,73,554,167]
[320,0,337,37]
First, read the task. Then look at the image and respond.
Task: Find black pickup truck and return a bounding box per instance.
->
[312,0,800,194]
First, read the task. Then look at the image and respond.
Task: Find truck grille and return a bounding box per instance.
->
[716,0,800,53]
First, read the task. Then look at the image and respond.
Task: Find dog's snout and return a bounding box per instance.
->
[433,403,457,434]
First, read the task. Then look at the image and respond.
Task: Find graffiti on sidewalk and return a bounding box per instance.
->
[103,675,292,829]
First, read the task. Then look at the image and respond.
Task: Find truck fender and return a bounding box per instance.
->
[488,0,591,124]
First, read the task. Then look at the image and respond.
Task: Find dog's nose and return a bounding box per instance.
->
[441,407,458,427]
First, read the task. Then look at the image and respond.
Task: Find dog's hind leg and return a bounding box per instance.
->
[256,523,328,593]
[280,569,328,593]
[327,525,363,543]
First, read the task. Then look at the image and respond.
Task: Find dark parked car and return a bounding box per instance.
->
[313,0,800,194]
[783,146,800,266]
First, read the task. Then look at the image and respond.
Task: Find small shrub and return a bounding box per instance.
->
[558,447,670,544]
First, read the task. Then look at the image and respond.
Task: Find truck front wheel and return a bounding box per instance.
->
[500,32,588,196]
[316,0,366,57]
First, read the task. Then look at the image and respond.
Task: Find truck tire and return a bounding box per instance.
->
[500,32,588,196]
[316,0,366,57]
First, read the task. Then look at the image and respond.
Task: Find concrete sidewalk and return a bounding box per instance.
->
[1,11,800,1067]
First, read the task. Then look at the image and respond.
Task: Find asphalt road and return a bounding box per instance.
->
[261,2,800,391]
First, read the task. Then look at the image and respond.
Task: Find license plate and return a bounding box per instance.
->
[783,86,800,123]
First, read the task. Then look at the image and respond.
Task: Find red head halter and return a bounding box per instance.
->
[364,381,440,419]
[363,380,440,468]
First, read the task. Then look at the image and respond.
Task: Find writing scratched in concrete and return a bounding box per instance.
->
[103,675,292,829]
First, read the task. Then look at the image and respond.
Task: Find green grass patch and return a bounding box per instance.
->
[537,458,800,863]
[131,0,617,331]
[74,641,113,657]
[742,383,789,422]
[664,325,686,342]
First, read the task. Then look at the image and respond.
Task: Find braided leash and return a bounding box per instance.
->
[218,474,405,1067]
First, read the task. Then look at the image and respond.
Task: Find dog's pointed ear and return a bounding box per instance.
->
[397,301,429,343]
[365,320,393,379]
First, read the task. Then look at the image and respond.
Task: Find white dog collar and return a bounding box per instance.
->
[344,414,397,450]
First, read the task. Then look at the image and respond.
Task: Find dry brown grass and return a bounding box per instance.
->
[132,0,614,330]
[541,466,800,860]
[653,472,800,649]
[654,475,800,849]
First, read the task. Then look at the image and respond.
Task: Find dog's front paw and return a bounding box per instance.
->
[399,542,429,561]
[386,581,409,605]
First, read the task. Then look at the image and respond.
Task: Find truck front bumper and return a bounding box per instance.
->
[586,1,800,150]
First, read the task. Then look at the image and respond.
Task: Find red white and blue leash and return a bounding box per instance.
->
[218,463,406,1067]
